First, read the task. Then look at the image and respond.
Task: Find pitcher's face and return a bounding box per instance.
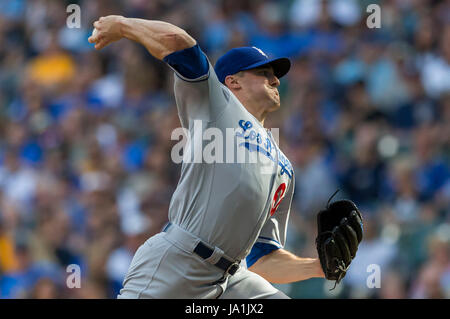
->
[240,65,281,112]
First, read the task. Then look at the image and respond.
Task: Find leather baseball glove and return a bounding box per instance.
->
[316,193,363,290]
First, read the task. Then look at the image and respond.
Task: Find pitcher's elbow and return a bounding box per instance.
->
[159,31,196,59]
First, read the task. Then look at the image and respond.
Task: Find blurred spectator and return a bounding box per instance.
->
[342,215,398,298]
[289,0,362,29]
[28,277,60,299]
[337,120,388,209]
[26,38,75,91]
[418,23,450,99]
[69,279,107,299]
[387,156,421,223]
[0,220,18,274]
[412,124,450,202]
[106,213,152,297]
[409,228,450,298]
[0,148,38,219]
[378,269,407,299]
[292,139,338,216]
[0,239,64,298]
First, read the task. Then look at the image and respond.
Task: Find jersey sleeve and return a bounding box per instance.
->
[163,44,230,127]
[246,175,295,268]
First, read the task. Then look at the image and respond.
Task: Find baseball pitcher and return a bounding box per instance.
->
[88,15,364,299]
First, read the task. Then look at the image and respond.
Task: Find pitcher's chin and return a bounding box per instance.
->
[267,101,281,113]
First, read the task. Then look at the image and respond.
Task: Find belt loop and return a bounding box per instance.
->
[162,223,240,276]
[163,223,200,254]
[161,222,172,232]
[203,246,224,265]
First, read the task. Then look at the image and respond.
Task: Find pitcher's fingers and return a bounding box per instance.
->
[88,35,97,43]
[95,39,108,50]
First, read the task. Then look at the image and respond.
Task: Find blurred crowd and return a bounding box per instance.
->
[0,0,449,299]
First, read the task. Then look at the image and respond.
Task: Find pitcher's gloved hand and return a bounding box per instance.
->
[315,197,363,290]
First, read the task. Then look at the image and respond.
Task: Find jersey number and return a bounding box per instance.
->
[270,183,286,216]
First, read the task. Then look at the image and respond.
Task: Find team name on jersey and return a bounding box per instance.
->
[236,119,293,179]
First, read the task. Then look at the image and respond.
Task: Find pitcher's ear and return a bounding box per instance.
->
[224,74,242,90]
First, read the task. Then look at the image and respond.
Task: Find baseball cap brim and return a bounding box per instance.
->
[240,57,291,80]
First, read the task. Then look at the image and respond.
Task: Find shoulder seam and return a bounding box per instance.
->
[171,65,210,82]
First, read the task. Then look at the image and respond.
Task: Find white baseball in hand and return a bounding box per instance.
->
[92,28,99,38]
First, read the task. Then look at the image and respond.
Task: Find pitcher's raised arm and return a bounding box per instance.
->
[88,15,196,60]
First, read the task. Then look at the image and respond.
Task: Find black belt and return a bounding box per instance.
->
[163,223,239,276]
[193,242,240,276]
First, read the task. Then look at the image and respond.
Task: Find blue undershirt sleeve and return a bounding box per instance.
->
[246,242,280,268]
[163,44,209,80]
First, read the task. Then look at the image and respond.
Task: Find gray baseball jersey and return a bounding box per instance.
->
[118,44,294,299]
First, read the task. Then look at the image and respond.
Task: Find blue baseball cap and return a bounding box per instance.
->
[214,47,291,84]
